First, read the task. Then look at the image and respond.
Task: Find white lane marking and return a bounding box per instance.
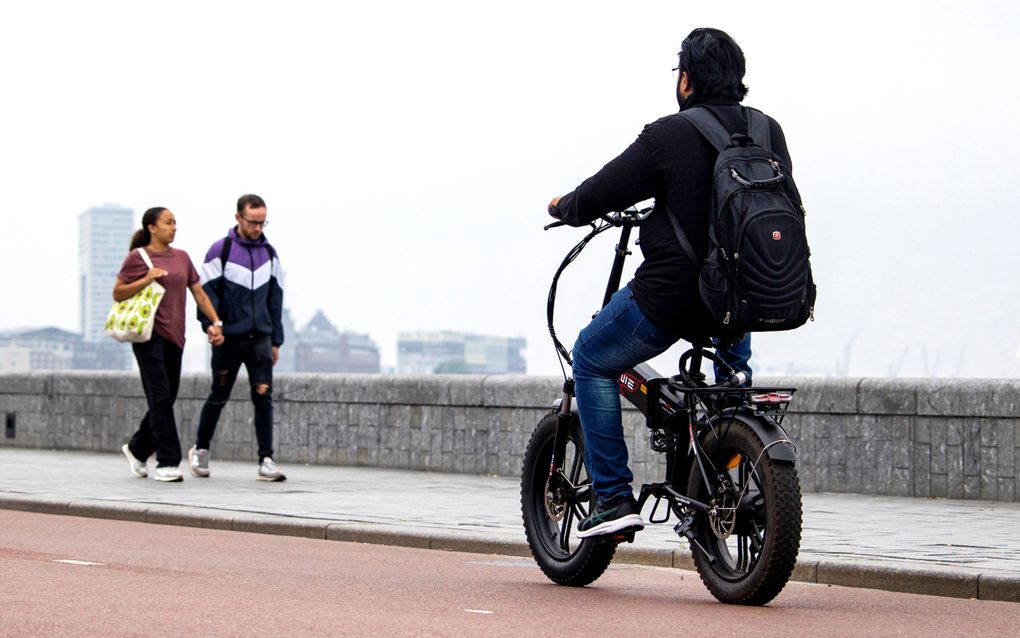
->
[464,609,494,615]
[53,560,104,566]
[468,560,535,568]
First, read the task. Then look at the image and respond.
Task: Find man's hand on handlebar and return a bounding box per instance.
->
[547,196,562,219]
[545,196,568,230]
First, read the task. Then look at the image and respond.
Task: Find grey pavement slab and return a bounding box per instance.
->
[1,447,1019,601]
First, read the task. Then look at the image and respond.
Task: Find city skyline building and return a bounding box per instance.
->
[0,327,127,371]
[293,310,381,374]
[79,203,134,370]
[397,330,526,375]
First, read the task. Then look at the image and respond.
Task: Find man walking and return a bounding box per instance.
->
[189,194,286,481]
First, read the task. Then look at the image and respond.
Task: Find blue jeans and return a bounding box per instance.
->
[714,333,752,386]
[571,286,751,503]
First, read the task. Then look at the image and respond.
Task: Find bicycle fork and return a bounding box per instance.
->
[549,379,575,479]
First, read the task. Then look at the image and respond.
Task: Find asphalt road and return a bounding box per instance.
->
[2,509,1016,637]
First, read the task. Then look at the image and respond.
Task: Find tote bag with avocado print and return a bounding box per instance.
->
[104,248,165,343]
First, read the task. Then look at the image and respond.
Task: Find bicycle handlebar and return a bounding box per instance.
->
[544,206,654,232]
[604,206,654,226]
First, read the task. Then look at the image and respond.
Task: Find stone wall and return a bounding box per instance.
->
[1,372,1017,501]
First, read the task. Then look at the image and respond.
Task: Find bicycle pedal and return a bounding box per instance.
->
[610,529,637,544]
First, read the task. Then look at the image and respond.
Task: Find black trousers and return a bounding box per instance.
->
[196,333,274,462]
[129,332,183,467]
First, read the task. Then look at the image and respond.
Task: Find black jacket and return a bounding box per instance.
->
[554,96,792,338]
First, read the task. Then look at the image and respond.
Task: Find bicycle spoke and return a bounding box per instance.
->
[736,533,747,572]
[571,501,589,521]
[559,508,575,553]
[568,447,583,482]
[748,523,763,557]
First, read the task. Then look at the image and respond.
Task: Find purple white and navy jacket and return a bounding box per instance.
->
[198,227,284,346]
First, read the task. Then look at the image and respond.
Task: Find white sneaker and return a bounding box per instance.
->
[188,446,210,477]
[121,444,147,478]
[153,466,183,482]
[257,457,286,482]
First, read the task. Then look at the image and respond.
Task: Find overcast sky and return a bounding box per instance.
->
[1,0,1018,378]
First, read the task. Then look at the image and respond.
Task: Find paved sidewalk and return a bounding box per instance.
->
[1,447,1018,602]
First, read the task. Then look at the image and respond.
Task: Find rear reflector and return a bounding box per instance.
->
[749,392,792,404]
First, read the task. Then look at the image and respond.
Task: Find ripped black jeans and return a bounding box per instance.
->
[195,333,274,462]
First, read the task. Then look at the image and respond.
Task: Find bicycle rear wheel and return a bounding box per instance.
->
[521,410,616,586]
[686,418,801,605]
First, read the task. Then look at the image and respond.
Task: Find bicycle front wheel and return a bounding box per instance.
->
[686,418,801,605]
[520,410,616,586]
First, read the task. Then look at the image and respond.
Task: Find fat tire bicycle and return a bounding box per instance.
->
[520,207,802,605]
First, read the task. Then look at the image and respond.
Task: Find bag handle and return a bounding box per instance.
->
[137,247,155,270]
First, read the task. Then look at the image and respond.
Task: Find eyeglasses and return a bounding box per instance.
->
[241,217,269,227]
[671,65,680,79]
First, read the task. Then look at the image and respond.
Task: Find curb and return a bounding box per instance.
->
[1,493,1017,603]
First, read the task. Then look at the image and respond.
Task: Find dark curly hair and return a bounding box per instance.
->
[677,28,749,101]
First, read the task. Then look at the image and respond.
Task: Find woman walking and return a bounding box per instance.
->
[115,207,224,481]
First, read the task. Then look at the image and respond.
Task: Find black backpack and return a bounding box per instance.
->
[668,106,816,335]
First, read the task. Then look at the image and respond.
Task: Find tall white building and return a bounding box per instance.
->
[79,204,134,342]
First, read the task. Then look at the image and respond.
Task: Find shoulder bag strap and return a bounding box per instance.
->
[137,247,155,269]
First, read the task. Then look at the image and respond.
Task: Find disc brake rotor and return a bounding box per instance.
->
[544,472,569,522]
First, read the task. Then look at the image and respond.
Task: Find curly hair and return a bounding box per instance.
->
[677,28,749,101]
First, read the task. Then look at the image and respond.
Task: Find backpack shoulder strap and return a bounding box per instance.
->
[215,236,233,300]
[219,236,233,270]
[744,107,772,150]
[666,205,698,264]
[678,107,731,153]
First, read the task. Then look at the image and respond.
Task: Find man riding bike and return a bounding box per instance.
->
[547,28,794,538]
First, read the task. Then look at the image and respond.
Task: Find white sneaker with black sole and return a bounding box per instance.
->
[576,494,645,538]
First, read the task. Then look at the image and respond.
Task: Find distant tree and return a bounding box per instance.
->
[433,360,471,374]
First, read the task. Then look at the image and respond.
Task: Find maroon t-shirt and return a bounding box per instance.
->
[117,247,199,349]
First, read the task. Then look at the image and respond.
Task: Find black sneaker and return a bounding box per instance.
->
[576,493,644,538]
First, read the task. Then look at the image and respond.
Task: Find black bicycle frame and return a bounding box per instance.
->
[548,210,797,531]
